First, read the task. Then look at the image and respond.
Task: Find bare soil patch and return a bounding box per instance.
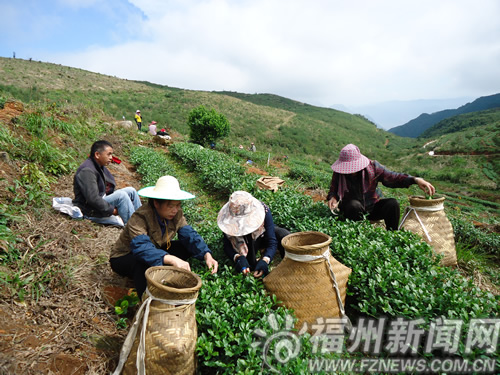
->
[0,160,141,374]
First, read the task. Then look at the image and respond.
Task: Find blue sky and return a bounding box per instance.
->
[1,0,499,127]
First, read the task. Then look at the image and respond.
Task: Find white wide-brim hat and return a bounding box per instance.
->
[217,191,265,237]
[138,176,195,200]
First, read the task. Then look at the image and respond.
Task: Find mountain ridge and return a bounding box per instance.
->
[388,93,500,138]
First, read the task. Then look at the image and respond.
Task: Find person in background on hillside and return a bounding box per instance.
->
[73,140,142,227]
[110,176,218,296]
[217,191,290,278]
[156,128,172,140]
[134,110,142,131]
[249,142,256,152]
[148,121,157,135]
[327,144,435,231]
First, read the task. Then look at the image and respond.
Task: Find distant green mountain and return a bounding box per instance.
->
[420,108,500,138]
[388,93,500,138]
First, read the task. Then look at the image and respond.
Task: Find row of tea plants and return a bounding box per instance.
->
[129,145,341,374]
[129,143,498,372]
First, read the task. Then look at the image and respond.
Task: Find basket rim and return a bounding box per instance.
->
[145,266,202,294]
[409,195,445,206]
[281,231,332,253]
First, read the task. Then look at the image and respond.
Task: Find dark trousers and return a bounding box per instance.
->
[110,241,188,297]
[274,226,291,258]
[244,225,290,269]
[257,226,290,259]
[339,198,400,230]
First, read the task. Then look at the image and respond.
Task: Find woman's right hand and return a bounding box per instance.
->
[163,254,191,272]
[328,197,339,211]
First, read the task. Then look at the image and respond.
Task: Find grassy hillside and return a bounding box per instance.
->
[1,57,498,201]
[0,57,415,165]
[0,60,498,373]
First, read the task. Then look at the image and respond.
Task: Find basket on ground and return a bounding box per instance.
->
[263,231,351,333]
[399,195,457,266]
[115,266,202,375]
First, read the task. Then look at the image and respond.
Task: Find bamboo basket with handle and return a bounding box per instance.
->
[263,231,351,333]
[399,195,457,266]
[114,266,202,375]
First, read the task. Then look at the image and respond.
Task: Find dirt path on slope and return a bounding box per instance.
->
[0,161,142,374]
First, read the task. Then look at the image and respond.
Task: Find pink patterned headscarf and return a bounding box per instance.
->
[332,144,373,201]
[331,144,370,174]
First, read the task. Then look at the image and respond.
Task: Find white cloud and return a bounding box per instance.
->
[50,0,500,107]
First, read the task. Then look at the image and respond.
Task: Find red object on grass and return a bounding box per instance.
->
[112,156,122,164]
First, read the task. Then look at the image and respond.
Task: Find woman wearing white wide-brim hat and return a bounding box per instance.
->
[327,144,435,230]
[217,191,290,278]
[110,176,218,296]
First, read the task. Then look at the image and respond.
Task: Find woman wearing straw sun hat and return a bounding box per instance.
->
[327,144,435,231]
[217,191,290,278]
[110,176,218,296]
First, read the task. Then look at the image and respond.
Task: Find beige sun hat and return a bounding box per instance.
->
[138,176,195,200]
[217,191,265,236]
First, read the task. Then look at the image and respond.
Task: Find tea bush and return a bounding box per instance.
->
[194,266,337,374]
[129,147,177,186]
[169,142,251,195]
[128,142,499,370]
[254,186,498,361]
[128,145,342,374]
[287,163,331,189]
[450,217,500,257]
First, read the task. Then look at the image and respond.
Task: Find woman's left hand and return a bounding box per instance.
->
[253,259,269,278]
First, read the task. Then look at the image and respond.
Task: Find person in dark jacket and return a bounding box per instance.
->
[110,175,218,296]
[73,140,141,227]
[327,144,435,230]
[217,191,289,278]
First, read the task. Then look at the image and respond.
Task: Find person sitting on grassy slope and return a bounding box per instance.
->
[110,175,218,296]
[217,191,290,278]
[73,140,141,227]
[327,144,435,230]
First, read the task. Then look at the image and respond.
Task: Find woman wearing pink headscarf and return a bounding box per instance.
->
[327,144,434,230]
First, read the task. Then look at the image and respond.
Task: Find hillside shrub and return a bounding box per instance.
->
[188,105,230,147]
[194,266,336,374]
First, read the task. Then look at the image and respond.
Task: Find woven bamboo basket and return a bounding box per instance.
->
[263,231,352,334]
[400,195,457,266]
[119,266,202,375]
